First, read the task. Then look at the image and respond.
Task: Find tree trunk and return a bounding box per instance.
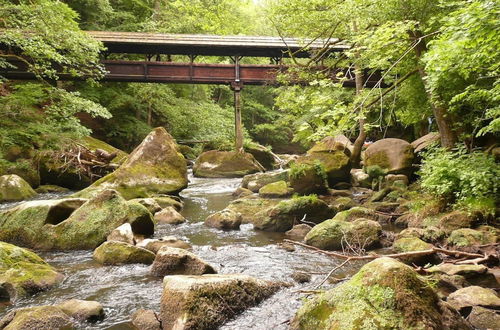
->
[411,30,457,149]
[147,104,152,126]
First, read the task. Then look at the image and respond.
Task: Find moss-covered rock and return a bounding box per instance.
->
[241,170,288,192]
[159,274,282,330]
[305,218,382,250]
[0,174,36,202]
[93,241,155,265]
[129,198,162,214]
[393,237,438,265]
[82,136,128,163]
[258,180,293,198]
[438,211,479,233]
[468,306,500,330]
[364,138,415,176]
[154,206,186,225]
[232,187,253,198]
[244,143,278,170]
[254,196,335,232]
[330,196,356,212]
[0,306,74,330]
[0,242,63,303]
[331,207,378,222]
[289,162,329,195]
[150,196,183,211]
[447,286,500,311]
[226,196,280,224]
[193,150,264,178]
[0,190,154,250]
[76,128,188,199]
[57,299,104,322]
[34,185,70,194]
[290,257,471,330]
[426,263,488,278]
[396,226,445,243]
[205,209,242,230]
[150,247,216,277]
[350,169,371,188]
[447,227,497,247]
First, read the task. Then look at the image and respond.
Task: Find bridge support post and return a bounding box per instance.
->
[231,82,244,152]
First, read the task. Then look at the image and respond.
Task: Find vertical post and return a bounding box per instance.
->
[233,84,243,151]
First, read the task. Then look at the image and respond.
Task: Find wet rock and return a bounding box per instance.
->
[77,128,188,199]
[447,228,496,247]
[258,180,293,198]
[331,206,378,222]
[254,196,335,232]
[93,241,156,265]
[241,170,288,192]
[396,226,445,243]
[205,209,242,230]
[0,306,75,330]
[232,187,253,198]
[468,306,500,330]
[392,237,438,265]
[193,150,264,178]
[107,223,135,245]
[289,162,329,195]
[159,274,281,330]
[137,236,192,253]
[151,196,183,211]
[34,185,70,194]
[448,286,500,311]
[57,299,104,322]
[364,138,415,176]
[0,242,64,303]
[438,211,479,233]
[330,196,356,212]
[0,174,36,202]
[292,272,311,283]
[226,196,280,224]
[131,308,161,330]
[291,257,471,330]
[129,198,163,214]
[350,168,371,188]
[285,224,313,241]
[150,247,216,277]
[154,206,186,225]
[244,143,278,170]
[411,132,440,153]
[305,218,382,251]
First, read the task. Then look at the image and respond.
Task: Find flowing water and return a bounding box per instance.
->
[0,172,367,329]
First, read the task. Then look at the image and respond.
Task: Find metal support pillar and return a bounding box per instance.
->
[231,55,244,152]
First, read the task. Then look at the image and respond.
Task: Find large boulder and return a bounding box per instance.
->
[254,196,335,232]
[447,286,500,311]
[0,190,154,250]
[0,306,74,330]
[226,196,280,224]
[467,306,500,330]
[289,162,329,195]
[241,170,288,192]
[159,274,281,330]
[93,241,156,265]
[411,132,440,153]
[304,218,382,250]
[244,143,278,170]
[150,247,216,277]
[291,257,471,330]
[193,150,264,178]
[0,242,63,302]
[364,138,415,176]
[258,180,293,198]
[205,209,242,230]
[0,174,36,202]
[392,237,438,265]
[438,211,479,234]
[447,228,497,247]
[76,128,188,199]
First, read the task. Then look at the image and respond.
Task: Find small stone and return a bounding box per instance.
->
[131,308,161,330]
[278,242,296,252]
[285,224,313,241]
[291,272,311,283]
[150,246,216,277]
[205,209,242,230]
[57,299,104,322]
[107,223,135,245]
[93,241,156,265]
[137,236,191,253]
[154,206,186,225]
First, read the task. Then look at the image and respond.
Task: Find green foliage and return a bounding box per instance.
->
[418,147,500,211]
[290,160,328,183]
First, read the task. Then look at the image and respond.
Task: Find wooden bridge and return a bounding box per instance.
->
[1,31,385,150]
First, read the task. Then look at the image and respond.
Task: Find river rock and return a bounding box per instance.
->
[285,224,313,241]
[129,198,163,214]
[57,299,104,322]
[226,196,280,224]
[137,236,192,253]
[152,196,184,211]
[364,138,415,176]
[258,180,293,198]
[76,128,188,199]
[329,196,356,212]
[254,196,335,232]
[232,187,253,198]
[241,170,288,192]
[193,150,264,178]
[107,223,135,245]
[0,306,75,330]
[396,226,445,243]
[159,274,281,330]
[468,306,500,330]
[131,308,161,330]
[35,185,70,194]
[447,228,496,247]
[0,242,64,302]
[244,143,278,170]
[289,162,329,195]
[438,210,479,233]
[93,241,155,265]
[205,209,242,230]
[331,206,378,222]
[291,257,471,330]
[392,237,439,265]
[154,206,186,225]
[0,174,36,202]
[447,286,500,311]
[426,263,488,278]
[350,168,371,188]
[150,247,216,277]
[305,218,382,250]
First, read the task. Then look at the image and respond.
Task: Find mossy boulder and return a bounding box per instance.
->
[93,241,155,265]
[305,218,382,250]
[254,196,335,232]
[154,206,186,225]
[0,190,154,250]
[330,196,356,212]
[396,226,445,243]
[57,299,104,322]
[0,306,75,330]
[467,306,500,330]
[291,257,471,330]
[438,211,479,233]
[129,198,162,214]
[150,247,216,277]
[0,242,64,303]
[76,128,188,199]
[82,136,128,163]
[258,180,293,198]
[0,159,40,188]
[226,196,280,224]
[193,150,264,178]
[364,138,415,176]
[350,169,371,188]
[393,237,438,265]
[159,274,282,330]
[289,162,329,195]
[241,170,288,192]
[151,196,184,211]
[447,286,500,311]
[426,263,488,279]
[331,206,378,222]
[244,143,278,170]
[308,135,353,154]
[205,209,242,230]
[0,174,36,202]
[447,228,496,247]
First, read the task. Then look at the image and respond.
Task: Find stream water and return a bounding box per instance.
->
[0,172,367,329]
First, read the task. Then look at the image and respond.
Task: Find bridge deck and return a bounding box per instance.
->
[88,31,349,58]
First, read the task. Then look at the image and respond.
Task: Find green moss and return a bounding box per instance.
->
[331,207,377,222]
[447,228,491,247]
[289,162,328,195]
[0,174,36,202]
[93,241,155,265]
[226,196,280,224]
[193,150,264,178]
[82,136,128,163]
[258,180,292,198]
